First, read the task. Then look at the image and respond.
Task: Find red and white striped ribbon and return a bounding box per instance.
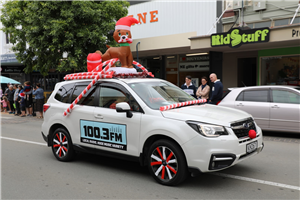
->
[63,59,153,116]
[159,99,207,111]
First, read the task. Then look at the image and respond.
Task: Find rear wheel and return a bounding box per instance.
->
[147,139,188,186]
[51,128,74,162]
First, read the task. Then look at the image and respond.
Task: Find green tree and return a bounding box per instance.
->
[0,0,129,76]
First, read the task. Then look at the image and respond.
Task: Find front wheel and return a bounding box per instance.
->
[147,139,188,186]
[51,128,74,162]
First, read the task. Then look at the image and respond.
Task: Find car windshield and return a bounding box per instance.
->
[128,81,195,110]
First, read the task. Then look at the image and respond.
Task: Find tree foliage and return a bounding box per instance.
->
[0,0,129,76]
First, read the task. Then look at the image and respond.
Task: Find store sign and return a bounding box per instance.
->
[292,29,300,37]
[180,55,209,62]
[1,53,18,63]
[1,66,24,73]
[179,61,209,71]
[211,27,270,48]
[128,10,158,24]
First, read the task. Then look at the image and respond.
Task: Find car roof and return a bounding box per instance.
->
[59,78,165,86]
[228,85,300,91]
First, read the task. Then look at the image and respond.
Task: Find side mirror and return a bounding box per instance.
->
[116,102,133,118]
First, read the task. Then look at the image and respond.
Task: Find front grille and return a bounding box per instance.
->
[231,118,256,139]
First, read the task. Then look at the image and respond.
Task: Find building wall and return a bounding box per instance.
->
[223,50,258,89]
[128,0,217,41]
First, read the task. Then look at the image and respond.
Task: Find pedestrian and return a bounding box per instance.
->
[33,83,44,119]
[181,75,197,98]
[0,88,3,100]
[1,96,9,112]
[22,81,33,116]
[208,73,223,105]
[196,76,210,101]
[7,85,15,114]
[13,84,21,116]
[4,83,12,111]
[19,92,26,117]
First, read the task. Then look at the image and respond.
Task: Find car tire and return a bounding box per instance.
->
[51,128,74,162]
[147,139,188,186]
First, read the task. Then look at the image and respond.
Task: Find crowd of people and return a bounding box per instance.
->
[181,73,224,105]
[0,81,44,118]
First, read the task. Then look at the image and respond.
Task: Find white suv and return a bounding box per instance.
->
[41,78,264,186]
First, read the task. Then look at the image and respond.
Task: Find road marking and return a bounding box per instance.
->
[212,172,300,191]
[1,136,300,191]
[0,116,13,119]
[0,136,47,146]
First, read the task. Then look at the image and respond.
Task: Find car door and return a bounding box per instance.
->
[270,88,300,132]
[234,89,270,129]
[90,82,143,156]
[66,83,98,149]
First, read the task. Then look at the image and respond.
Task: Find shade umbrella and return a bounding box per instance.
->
[0,76,20,84]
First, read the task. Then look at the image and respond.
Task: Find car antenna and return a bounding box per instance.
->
[242,81,247,87]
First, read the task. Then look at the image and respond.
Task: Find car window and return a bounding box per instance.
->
[129,81,195,110]
[272,90,300,104]
[70,85,96,106]
[54,83,74,103]
[237,90,269,102]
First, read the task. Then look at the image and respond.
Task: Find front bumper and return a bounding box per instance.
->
[41,131,49,146]
[182,127,264,173]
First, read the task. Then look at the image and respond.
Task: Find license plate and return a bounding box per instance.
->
[246,141,258,154]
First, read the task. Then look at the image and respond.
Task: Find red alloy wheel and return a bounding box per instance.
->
[150,146,178,181]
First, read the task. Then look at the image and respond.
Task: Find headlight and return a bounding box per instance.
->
[187,121,228,137]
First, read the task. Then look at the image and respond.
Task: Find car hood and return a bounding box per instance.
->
[161,104,251,127]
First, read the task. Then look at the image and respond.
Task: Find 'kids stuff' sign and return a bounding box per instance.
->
[211,27,270,48]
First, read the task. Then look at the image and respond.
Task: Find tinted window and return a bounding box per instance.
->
[70,85,96,106]
[239,90,268,102]
[236,92,244,101]
[272,90,300,104]
[98,86,141,112]
[54,83,74,103]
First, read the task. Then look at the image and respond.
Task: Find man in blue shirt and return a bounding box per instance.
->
[209,73,223,105]
[181,75,197,98]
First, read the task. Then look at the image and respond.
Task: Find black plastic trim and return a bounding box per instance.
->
[73,144,140,163]
[209,153,236,170]
[41,132,49,146]
[188,167,202,177]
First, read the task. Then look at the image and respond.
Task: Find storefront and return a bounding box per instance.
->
[128,0,220,86]
[0,53,27,84]
[189,24,300,89]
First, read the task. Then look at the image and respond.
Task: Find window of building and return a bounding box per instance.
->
[292,17,300,24]
[274,19,289,26]
[247,23,254,29]
[6,33,10,44]
[261,55,300,85]
[254,21,271,28]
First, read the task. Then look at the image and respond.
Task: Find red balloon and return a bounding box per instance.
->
[248,130,256,139]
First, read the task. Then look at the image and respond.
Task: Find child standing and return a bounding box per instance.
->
[1,96,9,112]
[19,93,26,117]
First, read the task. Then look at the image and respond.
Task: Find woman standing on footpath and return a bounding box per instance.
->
[196,76,210,101]
[33,83,44,118]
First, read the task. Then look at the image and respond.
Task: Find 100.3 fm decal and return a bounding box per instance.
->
[80,120,127,150]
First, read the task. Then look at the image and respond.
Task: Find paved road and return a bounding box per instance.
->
[1,112,299,199]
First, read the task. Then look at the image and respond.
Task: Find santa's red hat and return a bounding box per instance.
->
[115,17,140,31]
[87,52,102,72]
[19,92,25,97]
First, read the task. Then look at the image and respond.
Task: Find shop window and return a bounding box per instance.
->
[247,23,254,29]
[274,19,289,26]
[261,55,300,85]
[255,21,271,28]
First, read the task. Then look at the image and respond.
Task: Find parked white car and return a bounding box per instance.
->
[219,85,300,133]
[41,78,263,185]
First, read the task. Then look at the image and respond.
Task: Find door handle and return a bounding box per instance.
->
[94,114,103,119]
[236,103,244,107]
[271,105,279,108]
